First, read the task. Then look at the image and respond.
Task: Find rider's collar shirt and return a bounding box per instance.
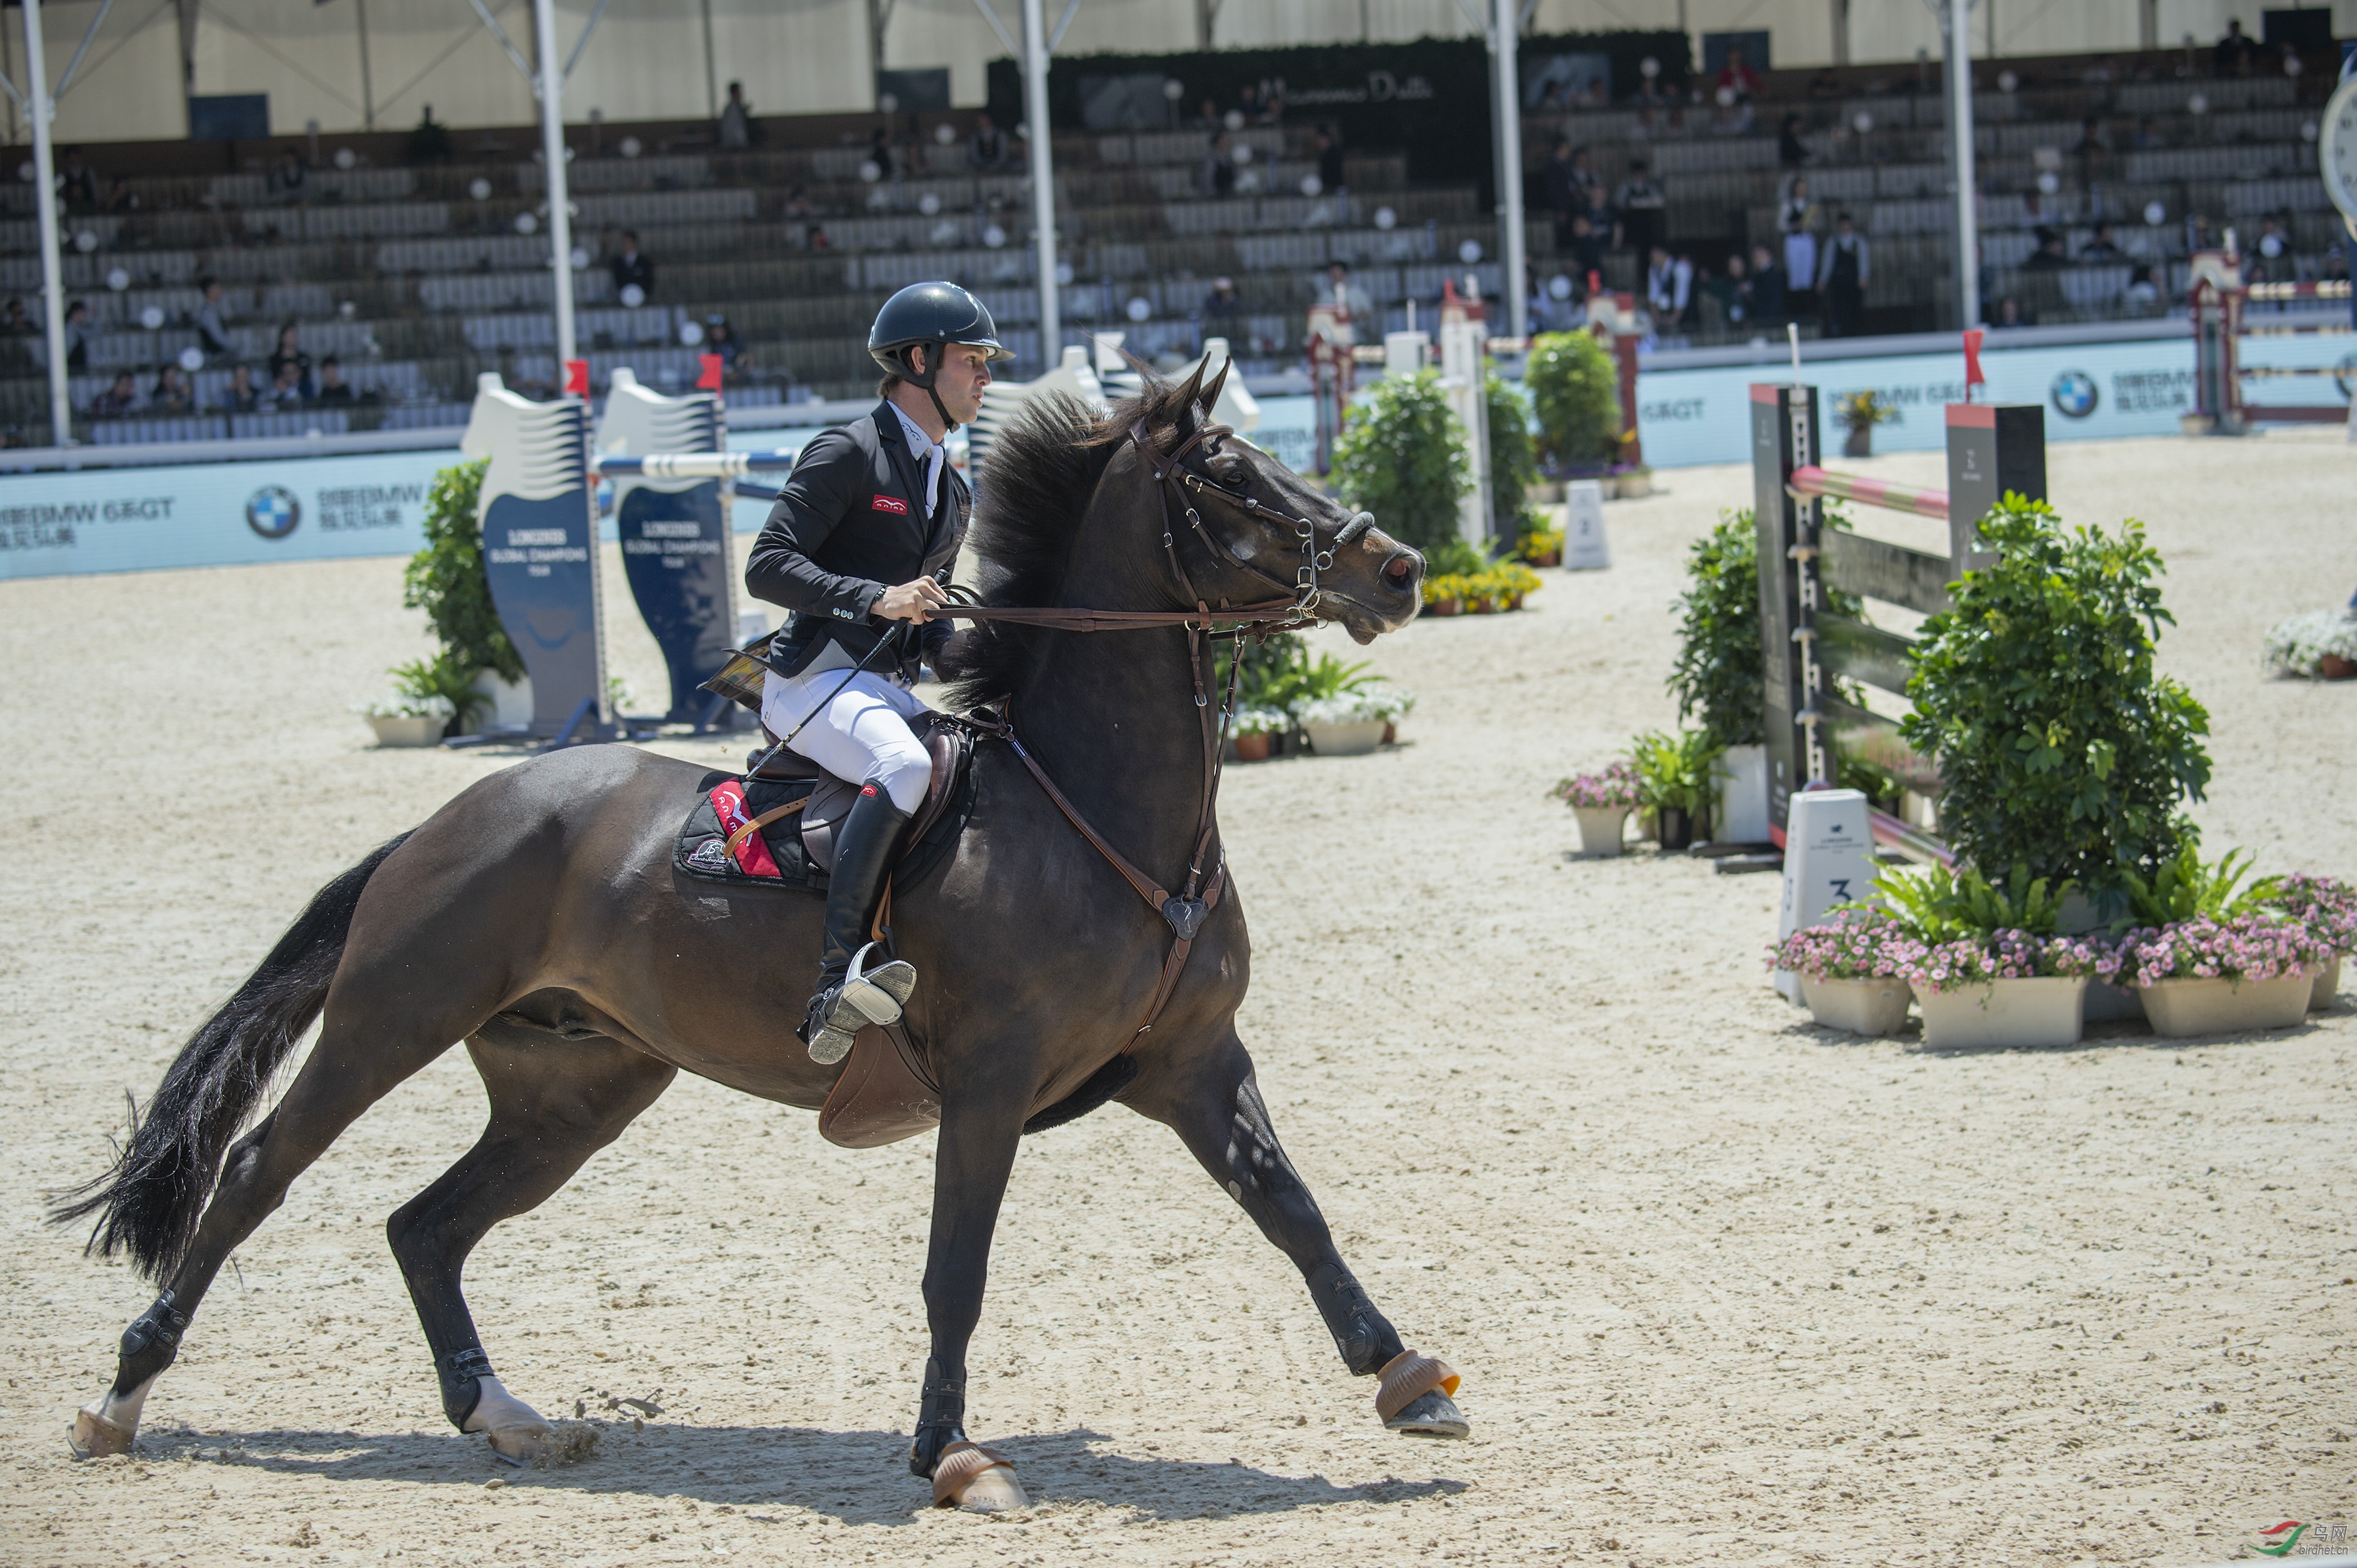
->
[887,400,946,518]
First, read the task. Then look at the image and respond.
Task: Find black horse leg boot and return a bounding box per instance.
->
[801,783,919,1065]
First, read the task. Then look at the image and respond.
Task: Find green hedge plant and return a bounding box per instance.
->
[1484,371,1541,537]
[1330,370,1472,557]
[402,457,524,685]
[1523,330,1621,473]
[1900,496,2211,898]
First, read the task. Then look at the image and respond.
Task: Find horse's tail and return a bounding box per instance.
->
[51,832,413,1281]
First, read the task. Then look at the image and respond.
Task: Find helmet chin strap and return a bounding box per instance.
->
[906,341,959,433]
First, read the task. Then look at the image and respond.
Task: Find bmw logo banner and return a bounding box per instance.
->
[245,485,302,538]
[2048,371,2099,419]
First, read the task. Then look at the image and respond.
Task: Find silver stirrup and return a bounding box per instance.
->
[841,940,918,1025]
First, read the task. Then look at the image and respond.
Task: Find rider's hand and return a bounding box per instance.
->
[874,577,949,623]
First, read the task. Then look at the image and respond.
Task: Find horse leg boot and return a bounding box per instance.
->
[801,783,916,1065]
[1124,1028,1470,1439]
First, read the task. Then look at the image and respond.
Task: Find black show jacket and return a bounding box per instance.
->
[744,401,969,683]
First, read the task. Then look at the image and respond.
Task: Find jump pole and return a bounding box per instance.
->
[2190,249,2356,432]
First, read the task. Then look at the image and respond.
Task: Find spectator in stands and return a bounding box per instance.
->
[151,363,192,415]
[1780,176,1819,305]
[719,81,754,150]
[407,104,452,164]
[1568,145,1603,212]
[867,126,895,179]
[1987,295,2028,328]
[804,223,831,251]
[268,321,314,398]
[267,359,306,411]
[1613,156,1666,256]
[2023,227,2068,269]
[2078,223,2123,262]
[1236,84,1265,124]
[782,186,814,219]
[2214,18,2256,77]
[1316,126,1345,198]
[1806,69,1843,99]
[269,150,308,204]
[1646,246,1693,331]
[1747,243,1786,324]
[1630,70,1669,134]
[221,363,259,413]
[1702,251,1747,329]
[1319,261,1373,322]
[104,176,140,213]
[58,147,99,212]
[63,299,91,371]
[1203,133,1238,196]
[2131,116,2161,150]
[1778,112,1808,169]
[609,231,654,298]
[1566,212,1606,283]
[314,356,354,404]
[1541,139,1582,247]
[2124,266,2161,311]
[970,111,1007,171]
[1261,84,1286,125]
[1715,46,1759,101]
[1816,213,1868,338]
[1203,276,1241,326]
[91,372,138,418]
[3,298,31,335]
[1194,99,1222,131]
[195,278,234,361]
[704,316,741,375]
[2074,116,2108,154]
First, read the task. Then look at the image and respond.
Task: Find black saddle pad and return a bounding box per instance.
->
[673,765,974,896]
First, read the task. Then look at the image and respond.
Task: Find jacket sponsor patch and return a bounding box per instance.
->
[871,495,909,514]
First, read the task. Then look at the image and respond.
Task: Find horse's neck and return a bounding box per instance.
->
[1009,478,1216,880]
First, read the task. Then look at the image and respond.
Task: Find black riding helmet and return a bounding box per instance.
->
[867,281,1015,431]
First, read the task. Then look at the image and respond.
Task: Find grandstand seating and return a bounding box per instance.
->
[0,46,2341,446]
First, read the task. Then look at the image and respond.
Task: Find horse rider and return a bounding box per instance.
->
[744,281,1013,1064]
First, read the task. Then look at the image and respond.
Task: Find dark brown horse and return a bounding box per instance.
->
[57,367,1461,1509]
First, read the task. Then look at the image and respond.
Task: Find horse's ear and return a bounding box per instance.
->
[1199,356,1231,418]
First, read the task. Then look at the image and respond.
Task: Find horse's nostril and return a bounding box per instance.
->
[1383,555,1413,585]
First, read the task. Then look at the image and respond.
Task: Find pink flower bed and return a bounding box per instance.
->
[1768,912,2123,994]
[1551,759,1641,810]
[2113,913,2333,989]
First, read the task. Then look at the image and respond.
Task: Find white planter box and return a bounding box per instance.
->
[1572,805,1630,857]
[1713,744,1771,843]
[1802,974,1911,1035]
[2313,953,2342,1012]
[1302,718,1387,757]
[367,714,446,748]
[1914,975,2087,1049]
[2139,971,2313,1037]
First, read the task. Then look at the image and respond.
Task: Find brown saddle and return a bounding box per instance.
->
[748,712,969,876]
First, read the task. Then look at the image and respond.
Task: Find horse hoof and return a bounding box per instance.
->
[70,1405,136,1459]
[463,1375,554,1464]
[931,1442,1027,1512]
[1383,1389,1471,1439]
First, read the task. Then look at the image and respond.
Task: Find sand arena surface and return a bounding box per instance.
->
[1,431,2352,1567]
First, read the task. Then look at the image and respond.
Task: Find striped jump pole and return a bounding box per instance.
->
[1787,464,1950,521]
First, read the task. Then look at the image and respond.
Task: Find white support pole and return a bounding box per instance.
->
[24,0,69,444]
[1948,0,1980,332]
[534,0,577,368]
[1019,0,1058,367]
[1493,0,1527,338]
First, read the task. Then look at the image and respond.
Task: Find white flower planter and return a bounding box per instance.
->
[1571,805,1630,857]
[2139,972,2313,1037]
[1801,975,1911,1035]
[2313,953,2342,1012]
[367,713,446,748]
[1301,718,1387,757]
[1914,975,2087,1050]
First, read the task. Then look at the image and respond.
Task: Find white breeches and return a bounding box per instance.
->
[760,668,934,815]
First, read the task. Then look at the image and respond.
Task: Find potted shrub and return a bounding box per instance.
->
[1231,705,1287,763]
[356,691,456,748]
[1486,371,1546,550]
[2261,606,2357,680]
[1525,329,1622,477]
[1833,389,1896,458]
[1766,908,1923,1035]
[1631,728,1723,848]
[2268,873,2355,1010]
[1516,522,1565,568]
[1668,509,1771,840]
[1873,865,2113,1048]
[403,456,529,732]
[1901,497,2212,909]
[1330,369,1473,559]
[1552,760,1641,857]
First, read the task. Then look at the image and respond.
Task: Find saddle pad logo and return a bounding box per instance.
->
[871,494,909,514]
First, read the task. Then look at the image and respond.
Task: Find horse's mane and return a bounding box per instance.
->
[938,371,1203,710]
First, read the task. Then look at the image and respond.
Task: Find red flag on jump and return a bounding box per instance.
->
[697,353,724,391]
[563,358,590,396]
[1961,329,1986,394]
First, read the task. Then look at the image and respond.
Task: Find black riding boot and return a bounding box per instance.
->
[800,783,917,1065]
